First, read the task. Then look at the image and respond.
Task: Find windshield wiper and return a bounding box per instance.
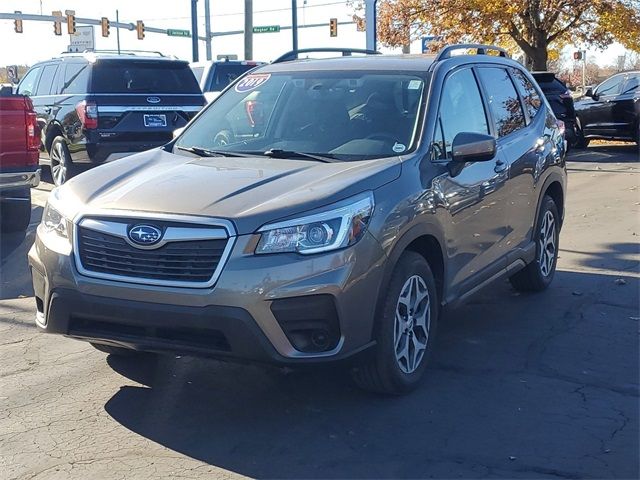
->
[262,148,339,163]
[176,146,254,158]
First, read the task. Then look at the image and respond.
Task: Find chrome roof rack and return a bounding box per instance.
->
[273,47,381,64]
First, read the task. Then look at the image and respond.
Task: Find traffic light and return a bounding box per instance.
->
[573,51,583,60]
[53,11,62,36]
[136,20,145,40]
[14,11,23,33]
[329,18,337,37]
[101,17,110,37]
[67,13,76,34]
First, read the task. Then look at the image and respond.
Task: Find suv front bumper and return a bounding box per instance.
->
[28,229,386,364]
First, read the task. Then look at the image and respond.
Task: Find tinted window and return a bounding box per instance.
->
[511,69,542,120]
[91,61,200,93]
[622,75,640,94]
[205,64,257,92]
[478,67,526,137]
[35,64,58,96]
[596,75,624,96]
[435,68,489,160]
[61,63,91,94]
[16,67,42,96]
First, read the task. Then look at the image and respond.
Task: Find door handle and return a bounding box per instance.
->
[494,159,507,173]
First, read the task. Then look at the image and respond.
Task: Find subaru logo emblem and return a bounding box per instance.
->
[146,96,161,104]
[127,224,162,246]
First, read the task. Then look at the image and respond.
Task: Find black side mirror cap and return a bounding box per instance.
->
[451,132,496,163]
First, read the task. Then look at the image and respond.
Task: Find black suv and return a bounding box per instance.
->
[30,45,567,394]
[532,72,577,146]
[574,70,640,147]
[16,51,205,185]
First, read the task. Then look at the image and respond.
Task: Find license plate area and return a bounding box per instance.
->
[143,114,167,128]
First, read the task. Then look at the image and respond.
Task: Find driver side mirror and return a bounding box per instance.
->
[448,132,496,177]
[585,88,598,100]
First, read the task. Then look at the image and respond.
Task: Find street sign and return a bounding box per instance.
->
[68,26,95,53]
[253,25,280,33]
[421,36,441,53]
[167,28,191,37]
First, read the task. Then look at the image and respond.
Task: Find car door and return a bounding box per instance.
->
[581,74,626,136]
[32,63,60,156]
[430,66,508,297]
[615,74,640,140]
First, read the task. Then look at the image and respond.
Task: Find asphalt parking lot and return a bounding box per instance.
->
[0,143,638,480]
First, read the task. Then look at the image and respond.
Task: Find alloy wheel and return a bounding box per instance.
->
[50,142,67,186]
[394,275,431,374]
[539,210,556,277]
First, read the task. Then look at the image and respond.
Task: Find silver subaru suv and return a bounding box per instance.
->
[29,46,566,394]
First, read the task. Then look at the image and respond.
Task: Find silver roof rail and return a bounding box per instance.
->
[434,44,509,62]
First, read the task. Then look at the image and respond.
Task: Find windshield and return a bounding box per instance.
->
[175,70,426,161]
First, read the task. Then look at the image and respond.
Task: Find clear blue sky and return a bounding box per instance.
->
[0,0,630,66]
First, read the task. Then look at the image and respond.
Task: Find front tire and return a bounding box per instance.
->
[510,195,560,292]
[351,251,439,395]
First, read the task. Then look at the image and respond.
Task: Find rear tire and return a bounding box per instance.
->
[510,195,560,292]
[91,343,139,356]
[351,251,439,395]
[0,192,32,233]
[49,136,79,186]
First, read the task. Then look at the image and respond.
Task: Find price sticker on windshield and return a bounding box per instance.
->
[235,73,271,93]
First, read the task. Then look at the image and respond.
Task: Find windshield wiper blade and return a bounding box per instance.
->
[176,146,253,158]
[262,149,338,163]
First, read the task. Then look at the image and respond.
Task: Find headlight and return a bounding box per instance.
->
[42,203,69,238]
[256,194,374,255]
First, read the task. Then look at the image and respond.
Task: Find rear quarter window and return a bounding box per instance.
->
[61,63,91,94]
[91,61,200,94]
[511,69,542,121]
[477,67,526,137]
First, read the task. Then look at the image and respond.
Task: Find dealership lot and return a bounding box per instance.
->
[0,143,638,479]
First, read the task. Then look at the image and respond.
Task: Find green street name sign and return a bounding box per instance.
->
[253,25,280,33]
[167,29,191,37]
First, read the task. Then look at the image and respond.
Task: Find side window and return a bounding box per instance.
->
[16,67,42,96]
[510,68,541,121]
[35,65,58,96]
[622,75,640,95]
[477,67,526,137]
[596,75,624,96]
[435,68,489,160]
[60,63,91,94]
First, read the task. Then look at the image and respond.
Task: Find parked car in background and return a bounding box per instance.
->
[29,46,566,394]
[574,70,640,147]
[0,89,40,233]
[532,72,577,146]
[16,50,206,186]
[190,59,265,102]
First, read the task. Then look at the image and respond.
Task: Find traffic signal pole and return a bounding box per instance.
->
[204,0,212,60]
[244,0,253,60]
[191,0,199,62]
[116,9,121,54]
[291,0,298,52]
[365,0,377,50]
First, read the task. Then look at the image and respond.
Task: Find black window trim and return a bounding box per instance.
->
[474,64,529,142]
[35,63,60,97]
[429,64,494,163]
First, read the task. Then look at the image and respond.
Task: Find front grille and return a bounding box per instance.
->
[77,227,227,283]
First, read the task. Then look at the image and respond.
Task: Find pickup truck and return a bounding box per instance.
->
[0,91,40,233]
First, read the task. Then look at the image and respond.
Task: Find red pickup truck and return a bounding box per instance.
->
[0,92,40,233]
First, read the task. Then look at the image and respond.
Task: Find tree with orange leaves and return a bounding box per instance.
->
[352,0,640,70]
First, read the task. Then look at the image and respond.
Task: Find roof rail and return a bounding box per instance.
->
[434,44,509,62]
[273,48,380,64]
[60,49,168,57]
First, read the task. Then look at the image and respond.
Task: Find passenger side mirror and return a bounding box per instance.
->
[451,132,496,163]
[586,88,598,100]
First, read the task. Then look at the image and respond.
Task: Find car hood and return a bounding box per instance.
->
[60,148,401,234]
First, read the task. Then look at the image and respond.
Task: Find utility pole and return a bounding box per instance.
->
[292,0,298,52]
[191,0,199,62]
[582,51,586,94]
[116,9,121,54]
[365,0,377,51]
[204,0,212,60]
[244,0,253,60]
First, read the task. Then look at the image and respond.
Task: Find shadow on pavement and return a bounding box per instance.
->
[568,142,639,163]
[560,242,640,274]
[0,204,42,300]
[104,269,639,479]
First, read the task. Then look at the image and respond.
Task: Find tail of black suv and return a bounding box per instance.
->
[16,52,205,185]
